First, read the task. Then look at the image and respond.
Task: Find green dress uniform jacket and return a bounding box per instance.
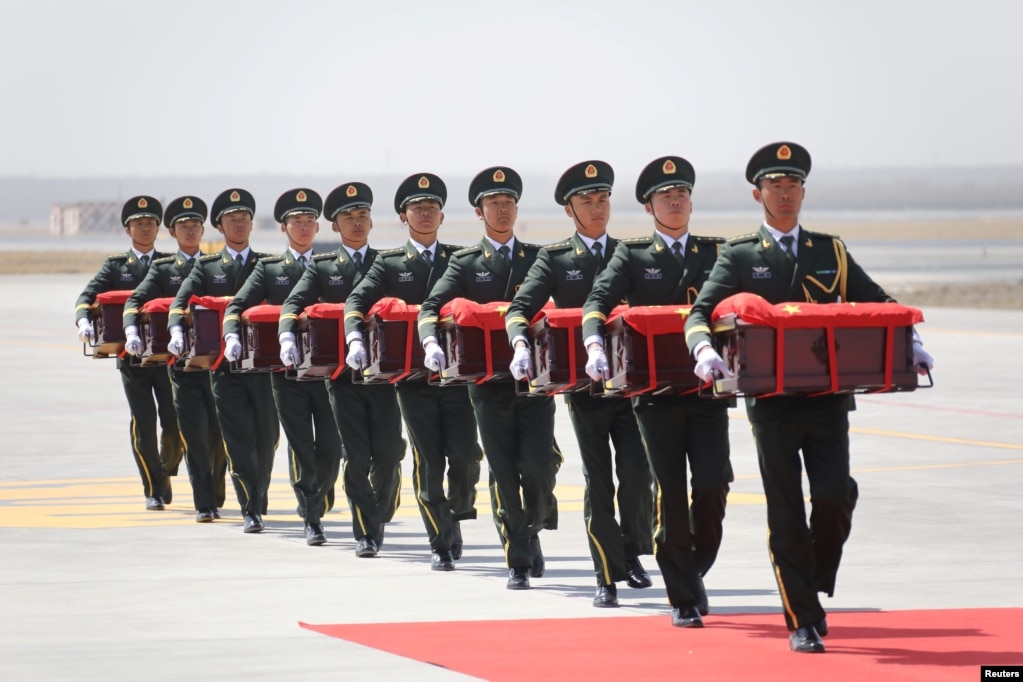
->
[505,233,653,587]
[684,225,892,631]
[124,252,227,511]
[280,247,405,542]
[582,231,732,610]
[418,237,561,571]
[344,240,483,555]
[75,250,181,502]
[224,250,342,526]
[169,248,279,518]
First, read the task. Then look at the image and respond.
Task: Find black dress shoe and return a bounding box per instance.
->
[431,550,455,571]
[305,523,326,546]
[243,513,264,533]
[789,625,825,653]
[625,557,652,588]
[355,536,379,558]
[671,604,704,628]
[213,509,221,520]
[529,534,545,578]
[196,508,215,523]
[696,575,709,616]
[451,521,463,560]
[816,617,829,637]
[507,567,531,590]
[593,584,619,608]
[145,496,165,511]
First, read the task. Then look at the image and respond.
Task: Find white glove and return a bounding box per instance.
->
[279,332,300,367]
[423,340,446,372]
[168,326,185,356]
[346,339,367,370]
[912,341,933,375]
[125,329,144,356]
[694,346,731,382]
[509,345,531,381]
[77,318,95,343]
[584,345,609,382]
[224,333,243,362]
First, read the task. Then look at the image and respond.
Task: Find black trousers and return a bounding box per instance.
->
[210,368,279,516]
[117,361,181,499]
[327,379,405,541]
[631,393,732,608]
[746,394,858,631]
[396,382,483,552]
[469,382,559,569]
[271,374,343,524]
[565,392,653,586]
[169,367,227,510]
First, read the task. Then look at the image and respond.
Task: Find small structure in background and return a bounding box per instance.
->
[50,202,121,236]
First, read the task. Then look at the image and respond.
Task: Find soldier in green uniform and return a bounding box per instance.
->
[278,182,405,558]
[75,195,182,511]
[167,188,280,534]
[222,188,342,546]
[343,173,483,571]
[683,142,934,653]
[123,195,228,521]
[504,160,654,607]
[417,166,560,590]
[581,156,732,628]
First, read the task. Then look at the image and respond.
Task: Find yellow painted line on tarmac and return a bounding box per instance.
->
[850,427,1023,451]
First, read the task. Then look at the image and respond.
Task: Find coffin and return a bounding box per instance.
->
[290,302,346,381]
[523,307,590,395]
[435,299,514,385]
[86,290,133,359]
[235,304,283,373]
[358,297,428,383]
[181,295,231,372]
[138,297,174,366]
[709,293,926,397]
[603,304,700,397]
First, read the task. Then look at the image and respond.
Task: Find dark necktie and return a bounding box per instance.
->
[498,245,511,261]
[140,255,150,268]
[298,255,307,269]
[422,248,432,265]
[235,254,244,268]
[780,235,796,265]
[671,241,685,264]
[592,242,603,260]
[353,251,363,271]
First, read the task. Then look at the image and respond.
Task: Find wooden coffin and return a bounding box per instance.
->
[138,297,174,366]
[181,296,231,372]
[524,307,590,395]
[436,299,514,385]
[291,303,346,381]
[87,290,133,359]
[358,298,428,384]
[709,293,925,397]
[235,304,283,373]
[604,304,700,397]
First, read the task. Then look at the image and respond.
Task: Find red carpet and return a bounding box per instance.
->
[300,608,1023,681]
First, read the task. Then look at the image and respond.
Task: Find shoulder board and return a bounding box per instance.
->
[106,253,129,260]
[253,251,273,259]
[152,256,176,265]
[312,253,335,261]
[622,237,653,245]
[259,255,286,263]
[440,242,464,252]
[378,247,405,257]
[691,235,725,244]
[198,254,221,262]
[454,245,482,256]
[726,233,759,244]
[543,240,572,252]
[520,242,542,251]
[802,229,841,241]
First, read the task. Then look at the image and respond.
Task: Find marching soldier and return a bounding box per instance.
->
[683,142,934,653]
[582,156,732,628]
[505,160,654,607]
[75,196,182,510]
[418,166,560,590]
[278,182,405,557]
[167,188,279,534]
[222,188,342,546]
[123,195,228,521]
[343,174,483,571]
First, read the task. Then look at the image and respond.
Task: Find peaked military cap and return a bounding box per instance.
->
[468,166,523,207]
[121,195,163,226]
[163,196,208,228]
[211,188,256,224]
[274,188,323,223]
[324,182,373,220]
[555,160,614,206]
[394,173,447,214]
[746,141,812,185]
[635,156,695,203]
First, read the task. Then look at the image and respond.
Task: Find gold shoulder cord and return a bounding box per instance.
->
[802,238,848,302]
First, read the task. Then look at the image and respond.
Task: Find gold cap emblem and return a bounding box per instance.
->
[584,164,598,178]
[662,159,676,175]
[777,145,792,160]
[137,198,148,208]
[418,176,430,189]
[346,185,357,198]
[296,190,307,202]
[230,191,241,202]
[183,198,193,209]
[493,169,506,183]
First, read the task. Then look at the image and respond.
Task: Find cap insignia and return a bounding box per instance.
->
[418,176,430,189]
[296,190,307,202]
[662,159,676,175]
[183,198,193,209]
[493,169,506,183]
[777,145,792,161]
[138,198,148,208]
[230,191,241,202]
[346,185,357,198]
[584,164,598,179]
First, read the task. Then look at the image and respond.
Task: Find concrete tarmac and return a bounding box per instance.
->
[1,274,1021,681]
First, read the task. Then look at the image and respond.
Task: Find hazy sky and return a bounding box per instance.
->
[2,0,1021,179]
